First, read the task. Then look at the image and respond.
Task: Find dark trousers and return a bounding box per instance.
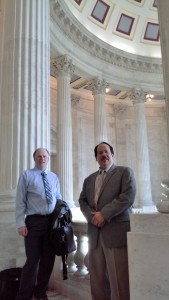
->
[16,215,55,300]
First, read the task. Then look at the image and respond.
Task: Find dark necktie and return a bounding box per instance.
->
[41,171,53,204]
[94,170,106,207]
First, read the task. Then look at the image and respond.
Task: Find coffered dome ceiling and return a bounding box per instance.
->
[64,0,160,58]
[50,0,164,100]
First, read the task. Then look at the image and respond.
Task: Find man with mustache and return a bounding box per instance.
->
[79,142,136,300]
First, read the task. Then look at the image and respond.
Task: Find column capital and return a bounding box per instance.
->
[90,78,108,96]
[71,95,80,108]
[51,55,75,77]
[128,88,147,105]
[114,102,128,116]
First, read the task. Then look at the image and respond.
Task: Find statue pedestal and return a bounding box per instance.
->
[128,213,169,300]
[156,179,169,213]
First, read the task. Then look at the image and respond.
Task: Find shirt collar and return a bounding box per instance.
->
[34,166,47,173]
[99,164,113,174]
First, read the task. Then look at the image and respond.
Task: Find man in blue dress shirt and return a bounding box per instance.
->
[15,148,62,300]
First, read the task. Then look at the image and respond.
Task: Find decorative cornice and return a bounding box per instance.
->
[50,0,162,74]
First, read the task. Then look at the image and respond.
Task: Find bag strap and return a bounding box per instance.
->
[50,200,72,230]
[62,254,68,280]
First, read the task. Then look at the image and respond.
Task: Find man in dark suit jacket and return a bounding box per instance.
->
[79,142,136,300]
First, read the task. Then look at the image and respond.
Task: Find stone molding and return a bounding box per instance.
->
[51,0,162,74]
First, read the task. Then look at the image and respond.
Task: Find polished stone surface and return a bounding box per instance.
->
[48,296,71,300]
[43,291,72,300]
[128,213,169,300]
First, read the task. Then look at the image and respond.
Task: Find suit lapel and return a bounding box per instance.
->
[91,172,98,205]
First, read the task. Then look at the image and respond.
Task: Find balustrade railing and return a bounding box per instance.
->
[49,220,92,300]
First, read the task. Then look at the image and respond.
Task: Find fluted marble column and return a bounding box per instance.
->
[0,0,50,208]
[131,88,153,207]
[0,0,50,270]
[91,78,108,144]
[53,55,75,207]
[71,95,80,203]
[157,0,169,157]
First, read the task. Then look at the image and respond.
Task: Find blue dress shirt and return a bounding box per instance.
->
[16,167,62,228]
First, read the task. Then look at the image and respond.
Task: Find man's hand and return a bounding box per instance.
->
[17,226,28,237]
[91,211,106,227]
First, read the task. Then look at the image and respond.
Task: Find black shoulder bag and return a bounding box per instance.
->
[50,203,76,280]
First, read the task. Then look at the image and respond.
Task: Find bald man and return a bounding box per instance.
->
[15,148,62,300]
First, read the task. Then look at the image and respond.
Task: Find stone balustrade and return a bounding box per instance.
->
[49,220,92,300]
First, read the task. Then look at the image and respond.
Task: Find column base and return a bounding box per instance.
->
[0,193,16,212]
[0,195,25,270]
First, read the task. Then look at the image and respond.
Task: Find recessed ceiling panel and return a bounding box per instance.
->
[70,0,87,11]
[144,22,159,41]
[114,9,139,40]
[116,14,134,36]
[127,0,145,6]
[88,0,114,29]
[140,19,160,44]
[153,0,157,8]
[91,0,110,24]
[74,0,83,4]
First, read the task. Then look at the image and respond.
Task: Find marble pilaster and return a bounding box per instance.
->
[114,102,128,165]
[91,78,108,144]
[131,88,153,207]
[53,55,75,207]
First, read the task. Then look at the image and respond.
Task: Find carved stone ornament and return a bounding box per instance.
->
[128,88,147,105]
[90,78,108,95]
[156,180,169,213]
[114,102,128,115]
[51,55,75,77]
[71,95,80,107]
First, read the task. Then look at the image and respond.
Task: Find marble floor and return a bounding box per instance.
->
[47,291,72,300]
[48,296,71,300]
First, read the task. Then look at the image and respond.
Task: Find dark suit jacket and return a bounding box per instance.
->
[79,164,136,249]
